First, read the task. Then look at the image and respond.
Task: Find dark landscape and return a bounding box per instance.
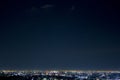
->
[0,70,120,80]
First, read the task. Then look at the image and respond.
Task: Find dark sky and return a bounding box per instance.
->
[0,0,120,70]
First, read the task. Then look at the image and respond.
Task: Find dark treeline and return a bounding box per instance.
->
[0,75,83,80]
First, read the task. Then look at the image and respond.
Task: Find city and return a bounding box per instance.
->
[0,70,120,80]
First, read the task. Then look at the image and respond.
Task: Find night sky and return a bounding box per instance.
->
[0,0,120,70]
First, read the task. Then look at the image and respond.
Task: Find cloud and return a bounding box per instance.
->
[71,6,75,11]
[40,4,54,9]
